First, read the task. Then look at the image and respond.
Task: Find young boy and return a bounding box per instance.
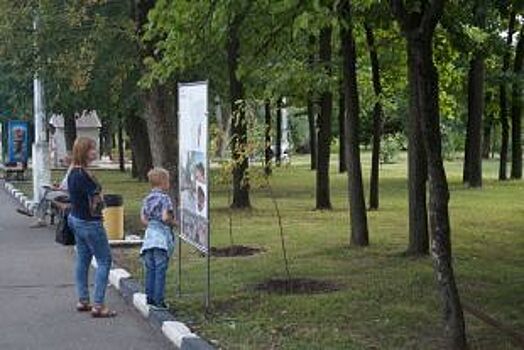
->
[140,168,176,310]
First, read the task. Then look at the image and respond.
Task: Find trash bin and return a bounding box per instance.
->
[103,194,124,240]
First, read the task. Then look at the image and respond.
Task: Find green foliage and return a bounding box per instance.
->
[0,0,138,122]
[441,119,466,160]
[380,132,405,164]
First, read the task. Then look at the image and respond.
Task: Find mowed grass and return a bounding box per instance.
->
[16,153,524,349]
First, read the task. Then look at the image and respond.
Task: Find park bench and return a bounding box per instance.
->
[0,162,28,181]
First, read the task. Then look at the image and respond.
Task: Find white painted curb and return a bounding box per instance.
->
[109,268,131,290]
[162,321,199,349]
[133,293,150,318]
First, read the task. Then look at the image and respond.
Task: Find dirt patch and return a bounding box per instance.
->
[210,245,263,257]
[254,278,340,295]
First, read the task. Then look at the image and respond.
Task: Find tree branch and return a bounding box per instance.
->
[420,0,445,34]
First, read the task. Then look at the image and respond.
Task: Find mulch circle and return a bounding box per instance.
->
[210,245,262,257]
[254,278,340,295]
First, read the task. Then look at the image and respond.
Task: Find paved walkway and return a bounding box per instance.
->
[0,188,171,350]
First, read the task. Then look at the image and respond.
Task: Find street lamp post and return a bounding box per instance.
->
[32,15,50,204]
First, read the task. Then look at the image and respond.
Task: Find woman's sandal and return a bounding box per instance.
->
[91,305,117,318]
[76,301,92,312]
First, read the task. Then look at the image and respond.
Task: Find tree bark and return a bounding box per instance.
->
[340,0,369,246]
[64,114,77,153]
[316,26,333,210]
[117,119,125,172]
[307,96,317,170]
[510,26,524,179]
[228,18,250,208]
[264,99,272,176]
[482,116,492,159]
[144,85,179,200]
[463,1,485,188]
[131,148,138,178]
[134,0,178,199]
[338,80,347,173]
[276,98,283,167]
[307,35,317,171]
[391,1,468,348]
[125,112,152,182]
[365,23,383,210]
[100,118,113,159]
[406,41,429,256]
[463,57,485,187]
[499,10,516,180]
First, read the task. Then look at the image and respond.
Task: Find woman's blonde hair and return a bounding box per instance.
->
[72,137,96,167]
[148,167,170,188]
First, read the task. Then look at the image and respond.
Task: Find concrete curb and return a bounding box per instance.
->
[90,258,214,350]
[3,181,37,213]
[2,181,214,350]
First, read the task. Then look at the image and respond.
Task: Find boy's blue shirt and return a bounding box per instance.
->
[140,220,175,257]
[140,189,176,256]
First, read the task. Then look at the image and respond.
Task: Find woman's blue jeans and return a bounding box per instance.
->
[68,215,112,305]
[142,248,169,305]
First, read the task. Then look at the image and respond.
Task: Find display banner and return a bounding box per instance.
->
[178,82,209,254]
[0,123,3,162]
[7,120,29,164]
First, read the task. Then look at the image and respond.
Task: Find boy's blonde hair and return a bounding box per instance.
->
[148,167,170,187]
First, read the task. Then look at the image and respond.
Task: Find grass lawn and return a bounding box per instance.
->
[13,153,524,349]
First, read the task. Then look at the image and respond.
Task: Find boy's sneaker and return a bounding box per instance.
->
[146,297,155,306]
[150,302,169,311]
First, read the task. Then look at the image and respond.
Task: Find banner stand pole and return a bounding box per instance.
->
[176,108,182,299]
[177,234,182,298]
[204,106,211,314]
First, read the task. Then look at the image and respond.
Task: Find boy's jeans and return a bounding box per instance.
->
[68,215,112,305]
[142,248,169,305]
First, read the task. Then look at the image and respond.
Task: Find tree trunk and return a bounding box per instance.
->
[391,1,468,347]
[365,23,383,211]
[511,26,524,179]
[125,112,152,182]
[276,98,283,167]
[214,96,230,158]
[100,118,113,159]
[316,26,333,210]
[134,0,177,195]
[264,99,272,176]
[482,111,492,159]
[131,148,138,178]
[338,80,347,173]
[308,35,317,171]
[144,85,179,200]
[463,1,485,188]
[118,119,125,172]
[228,18,250,209]
[340,0,369,246]
[414,36,468,350]
[64,114,77,153]
[406,42,429,256]
[463,56,485,187]
[499,10,516,180]
[307,96,317,170]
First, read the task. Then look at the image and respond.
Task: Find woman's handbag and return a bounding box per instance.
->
[83,169,105,219]
[55,209,75,246]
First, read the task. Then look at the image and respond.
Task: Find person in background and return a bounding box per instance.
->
[67,137,116,318]
[140,167,177,310]
[29,158,72,228]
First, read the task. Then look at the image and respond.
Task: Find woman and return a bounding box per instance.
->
[68,137,116,317]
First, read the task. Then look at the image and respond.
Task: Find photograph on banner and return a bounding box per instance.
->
[8,121,29,164]
[178,82,209,253]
